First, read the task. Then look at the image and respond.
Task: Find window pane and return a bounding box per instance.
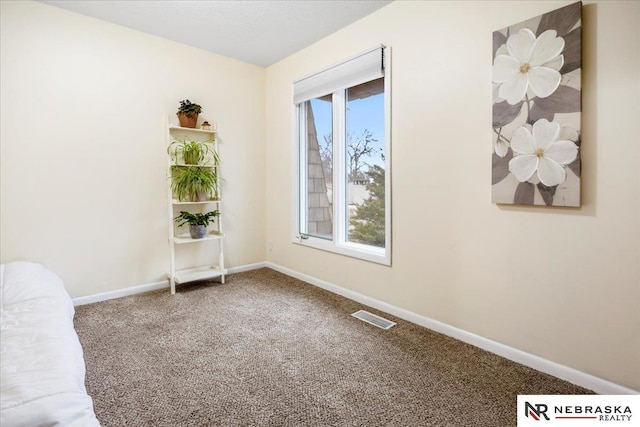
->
[345,78,385,248]
[304,97,333,239]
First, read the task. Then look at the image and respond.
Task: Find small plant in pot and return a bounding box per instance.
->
[174,210,220,239]
[170,165,219,201]
[177,99,202,128]
[167,139,220,166]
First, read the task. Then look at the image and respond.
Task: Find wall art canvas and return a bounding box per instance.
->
[492,2,582,206]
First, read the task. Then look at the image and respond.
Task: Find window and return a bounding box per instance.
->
[293,46,391,265]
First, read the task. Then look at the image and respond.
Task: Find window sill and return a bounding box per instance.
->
[293,235,390,266]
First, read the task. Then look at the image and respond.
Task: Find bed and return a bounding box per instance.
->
[1,261,100,427]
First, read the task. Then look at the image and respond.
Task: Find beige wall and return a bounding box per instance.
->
[0,1,266,297]
[1,0,637,392]
[265,0,640,391]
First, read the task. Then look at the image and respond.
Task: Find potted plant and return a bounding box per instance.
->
[170,165,219,201]
[167,139,219,166]
[176,99,202,128]
[174,210,220,239]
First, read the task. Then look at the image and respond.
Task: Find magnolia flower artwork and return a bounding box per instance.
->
[492,2,582,206]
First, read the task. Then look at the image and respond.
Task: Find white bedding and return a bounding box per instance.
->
[1,262,100,427]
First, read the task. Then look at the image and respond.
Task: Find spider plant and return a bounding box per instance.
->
[167,139,219,166]
[171,165,219,201]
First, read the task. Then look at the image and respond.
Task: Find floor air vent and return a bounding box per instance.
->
[351,310,396,330]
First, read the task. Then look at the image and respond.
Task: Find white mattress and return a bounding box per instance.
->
[1,261,100,427]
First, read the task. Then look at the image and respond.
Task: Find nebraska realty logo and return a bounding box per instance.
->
[517,395,640,426]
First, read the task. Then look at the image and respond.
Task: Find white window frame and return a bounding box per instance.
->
[292,46,391,265]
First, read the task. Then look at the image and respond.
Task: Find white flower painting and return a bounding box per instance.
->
[492,2,582,206]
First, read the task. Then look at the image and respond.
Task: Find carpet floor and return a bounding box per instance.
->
[74,268,591,426]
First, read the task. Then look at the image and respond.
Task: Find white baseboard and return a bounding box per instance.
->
[71,262,268,306]
[227,261,268,274]
[265,262,639,395]
[72,279,169,306]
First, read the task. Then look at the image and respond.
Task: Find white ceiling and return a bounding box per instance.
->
[39,0,393,67]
